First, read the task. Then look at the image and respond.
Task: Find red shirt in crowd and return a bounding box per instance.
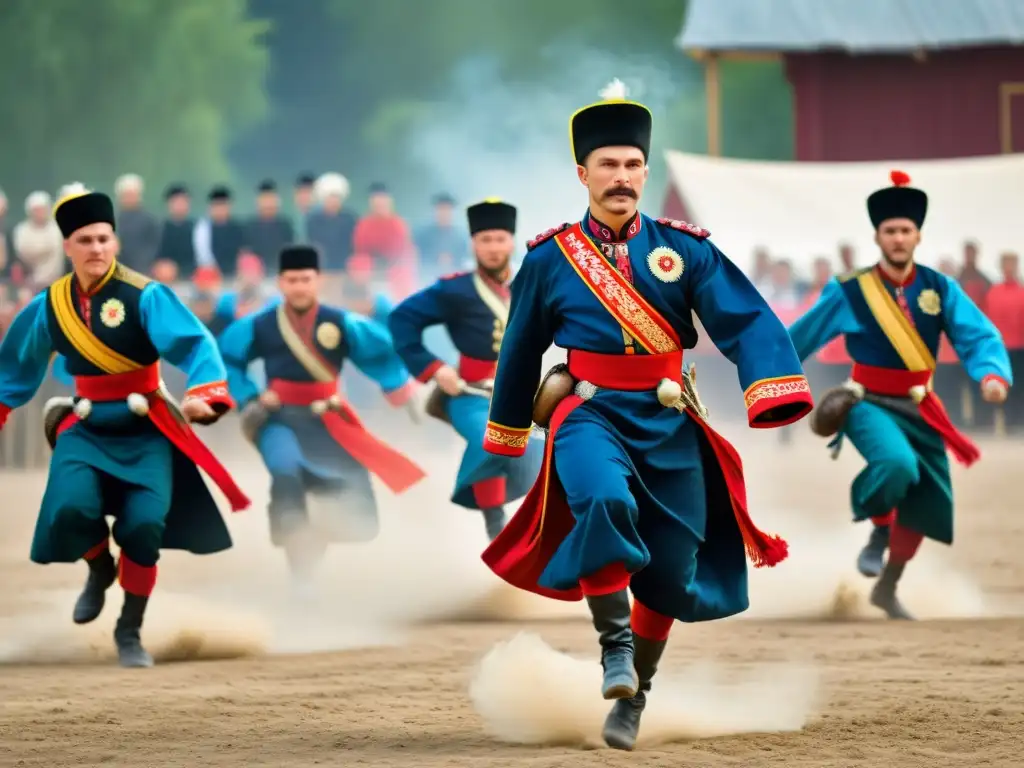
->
[353,214,416,298]
[984,280,1024,350]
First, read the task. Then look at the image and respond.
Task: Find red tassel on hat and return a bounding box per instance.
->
[890,170,911,187]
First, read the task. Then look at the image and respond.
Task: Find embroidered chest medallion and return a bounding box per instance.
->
[100,298,126,328]
[315,321,342,349]
[647,247,684,283]
[917,288,941,316]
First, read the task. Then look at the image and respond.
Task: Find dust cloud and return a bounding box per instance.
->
[469,631,821,748]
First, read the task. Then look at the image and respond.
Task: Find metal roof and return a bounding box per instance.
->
[677,0,1024,54]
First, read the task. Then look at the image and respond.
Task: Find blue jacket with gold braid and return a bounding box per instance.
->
[479,211,814,622]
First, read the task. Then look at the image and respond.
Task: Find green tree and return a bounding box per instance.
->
[0,0,268,205]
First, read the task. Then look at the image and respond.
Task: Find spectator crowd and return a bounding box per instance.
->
[0,174,1020,437]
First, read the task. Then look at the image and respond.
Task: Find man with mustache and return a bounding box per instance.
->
[388,199,544,541]
[478,81,813,751]
[788,171,1011,619]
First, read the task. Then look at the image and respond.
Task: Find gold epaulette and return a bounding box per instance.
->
[113,264,152,290]
[837,266,873,283]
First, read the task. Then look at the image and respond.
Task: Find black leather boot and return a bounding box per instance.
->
[857,524,890,578]
[481,507,507,541]
[603,635,668,750]
[870,559,914,620]
[114,593,154,668]
[585,590,638,699]
[73,549,117,625]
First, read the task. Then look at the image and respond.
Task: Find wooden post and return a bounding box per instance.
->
[705,54,722,156]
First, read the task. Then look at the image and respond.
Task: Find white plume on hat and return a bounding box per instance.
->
[57,182,88,201]
[314,172,350,202]
[599,78,629,100]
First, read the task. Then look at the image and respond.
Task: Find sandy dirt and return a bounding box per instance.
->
[0,408,1022,768]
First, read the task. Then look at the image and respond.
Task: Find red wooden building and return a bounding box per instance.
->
[675,0,1024,161]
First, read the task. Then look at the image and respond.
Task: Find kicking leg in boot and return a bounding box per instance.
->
[603,599,671,751]
[857,511,893,578]
[113,555,156,668]
[481,507,507,541]
[870,520,921,620]
[73,538,117,624]
[581,563,637,700]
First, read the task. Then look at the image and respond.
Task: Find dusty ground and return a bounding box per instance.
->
[0,411,1022,768]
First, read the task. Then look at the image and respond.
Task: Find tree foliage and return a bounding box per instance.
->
[0,0,268,204]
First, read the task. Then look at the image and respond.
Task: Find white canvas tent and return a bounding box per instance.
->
[664,150,1024,279]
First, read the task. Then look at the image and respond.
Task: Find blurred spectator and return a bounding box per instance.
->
[193,185,246,278]
[187,266,223,328]
[984,252,1024,429]
[414,192,470,281]
[151,258,179,285]
[13,191,64,289]
[937,257,957,276]
[57,182,87,201]
[750,246,772,291]
[958,240,991,307]
[293,172,316,241]
[307,172,357,271]
[246,179,294,267]
[341,253,393,324]
[157,183,196,275]
[353,182,415,297]
[210,253,275,335]
[114,173,160,274]
[764,259,800,312]
[838,242,856,272]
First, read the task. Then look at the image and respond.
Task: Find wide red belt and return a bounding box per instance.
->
[71,362,249,511]
[268,378,424,493]
[74,364,161,400]
[851,362,979,466]
[567,349,683,388]
[458,355,497,383]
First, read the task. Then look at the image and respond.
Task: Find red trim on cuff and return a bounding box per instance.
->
[981,374,1010,391]
[415,359,444,384]
[483,421,530,457]
[745,375,814,428]
[84,539,110,561]
[186,381,235,412]
[384,380,416,406]
[0,403,10,429]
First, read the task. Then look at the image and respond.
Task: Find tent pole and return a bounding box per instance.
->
[705,54,722,156]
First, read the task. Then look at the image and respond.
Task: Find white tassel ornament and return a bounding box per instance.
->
[73,398,92,420]
[311,400,328,416]
[656,378,683,407]
[126,393,150,416]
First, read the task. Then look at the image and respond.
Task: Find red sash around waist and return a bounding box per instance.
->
[458,355,497,383]
[70,362,249,511]
[268,378,425,493]
[567,349,684,389]
[74,364,162,400]
[851,362,979,466]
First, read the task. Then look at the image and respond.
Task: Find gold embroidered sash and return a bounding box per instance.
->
[553,223,681,354]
